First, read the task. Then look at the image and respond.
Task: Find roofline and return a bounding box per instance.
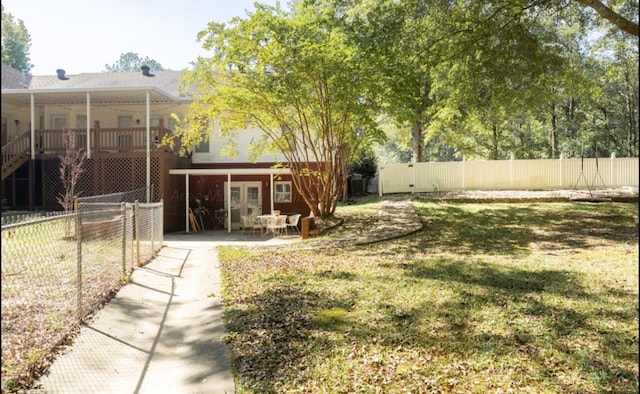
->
[169,168,292,176]
[1,86,190,102]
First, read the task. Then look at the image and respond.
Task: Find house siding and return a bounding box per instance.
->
[188,163,311,218]
[192,126,287,164]
[2,66,317,232]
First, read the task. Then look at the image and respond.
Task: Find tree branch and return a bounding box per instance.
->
[572,0,639,36]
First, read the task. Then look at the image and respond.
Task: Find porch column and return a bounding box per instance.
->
[29,94,35,209]
[270,172,274,214]
[227,173,231,233]
[30,94,35,159]
[86,92,91,159]
[184,174,190,233]
[146,91,151,203]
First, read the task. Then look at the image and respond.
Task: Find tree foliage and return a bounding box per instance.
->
[1,5,32,72]
[181,2,384,217]
[342,0,443,163]
[349,0,638,161]
[174,0,636,208]
[104,52,165,72]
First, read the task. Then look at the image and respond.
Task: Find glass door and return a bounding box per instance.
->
[246,184,261,217]
[49,115,67,151]
[224,182,262,229]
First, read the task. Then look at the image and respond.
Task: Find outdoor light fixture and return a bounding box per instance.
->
[265,182,269,188]
[136,119,141,125]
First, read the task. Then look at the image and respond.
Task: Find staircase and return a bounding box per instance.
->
[2,131,32,181]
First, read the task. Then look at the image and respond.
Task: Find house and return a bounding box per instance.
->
[1,64,311,232]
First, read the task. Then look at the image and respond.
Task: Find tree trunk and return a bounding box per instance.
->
[411,122,423,163]
[342,157,349,203]
[491,123,500,160]
[550,103,558,158]
[625,72,638,156]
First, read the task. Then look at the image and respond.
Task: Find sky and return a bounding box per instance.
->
[2,0,282,75]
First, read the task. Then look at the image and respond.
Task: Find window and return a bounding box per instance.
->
[75,116,88,149]
[194,131,210,153]
[195,138,209,153]
[49,115,67,148]
[274,181,292,203]
[118,116,132,128]
[51,115,67,129]
[150,117,162,144]
[77,115,87,129]
[168,116,178,131]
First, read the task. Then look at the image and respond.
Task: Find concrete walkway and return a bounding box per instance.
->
[29,199,420,393]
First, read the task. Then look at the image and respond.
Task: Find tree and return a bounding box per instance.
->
[165,112,209,158]
[346,0,637,162]
[426,1,577,160]
[180,2,383,218]
[1,5,32,72]
[57,129,86,213]
[104,52,165,72]
[344,0,440,163]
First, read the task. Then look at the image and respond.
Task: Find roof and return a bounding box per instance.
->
[1,64,32,89]
[1,64,192,106]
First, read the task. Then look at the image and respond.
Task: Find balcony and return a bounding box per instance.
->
[35,120,177,156]
[2,120,181,180]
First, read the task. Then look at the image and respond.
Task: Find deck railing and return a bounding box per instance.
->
[35,120,173,155]
[2,119,179,180]
[1,131,31,180]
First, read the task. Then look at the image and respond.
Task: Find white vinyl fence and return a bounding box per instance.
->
[378,156,639,195]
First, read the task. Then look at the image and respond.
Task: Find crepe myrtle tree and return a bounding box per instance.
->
[177,2,384,218]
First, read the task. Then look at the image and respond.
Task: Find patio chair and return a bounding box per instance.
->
[266,215,288,236]
[286,214,301,234]
[241,215,262,235]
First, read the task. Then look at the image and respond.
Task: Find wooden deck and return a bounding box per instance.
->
[2,120,179,181]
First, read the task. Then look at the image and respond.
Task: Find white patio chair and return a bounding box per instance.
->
[241,215,262,235]
[266,215,288,236]
[257,215,271,236]
[287,214,301,234]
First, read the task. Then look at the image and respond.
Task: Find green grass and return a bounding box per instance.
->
[218,200,638,393]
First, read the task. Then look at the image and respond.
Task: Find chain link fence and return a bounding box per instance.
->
[1,187,163,391]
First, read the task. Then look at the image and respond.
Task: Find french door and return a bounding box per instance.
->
[224,182,262,229]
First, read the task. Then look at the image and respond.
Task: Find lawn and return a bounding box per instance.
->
[1,217,132,391]
[218,199,638,393]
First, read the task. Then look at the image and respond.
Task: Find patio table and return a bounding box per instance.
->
[256,214,287,236]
